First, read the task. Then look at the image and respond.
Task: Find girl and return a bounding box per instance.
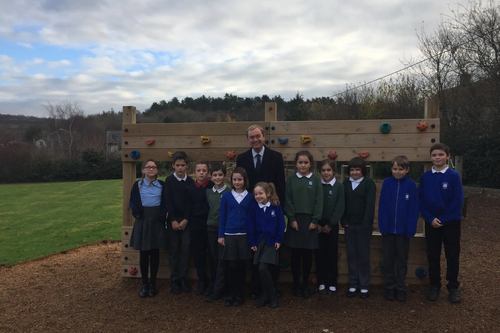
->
[317,159,345,295]
[218,167,254,306]
[247,182,285,309]
[341,157,376,299]
[129,158,168,298]
[284,151,323,298]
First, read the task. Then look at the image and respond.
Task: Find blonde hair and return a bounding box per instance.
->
[254,182,280,206]
[246,124,265,138]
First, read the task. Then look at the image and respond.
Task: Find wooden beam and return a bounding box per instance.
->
[424,97,440,119]
[265,102,277,122]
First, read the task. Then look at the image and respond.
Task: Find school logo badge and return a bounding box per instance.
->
[442,182,449,190]
[308,181,313,188]
[328,190,333,197]
[405,193,410,200]
[271,210,276,217]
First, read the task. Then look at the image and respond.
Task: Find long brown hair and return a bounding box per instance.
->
[254,182,280,206]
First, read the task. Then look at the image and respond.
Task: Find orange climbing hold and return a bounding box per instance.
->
[227,151,236,159]
[417,121,428,131]
[359,152,370,158]
[328,151,338,159]
[129,267,138,276]
[145,139,155,145]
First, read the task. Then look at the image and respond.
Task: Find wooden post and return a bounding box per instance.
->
[423,97,440,173]
[122,106,137,228]
[265,102,277,122]
[455,156,463,182]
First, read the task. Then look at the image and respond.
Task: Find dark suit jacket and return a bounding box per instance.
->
[236,146,286,206]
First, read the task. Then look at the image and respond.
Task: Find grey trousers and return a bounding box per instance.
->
[168,226,191,281]
[207,226,226,294]
[382,234,410,291]
[345,225,372,290]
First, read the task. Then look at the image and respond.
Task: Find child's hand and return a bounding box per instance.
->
[317,225,323,233]
[431,218,442,228]
[275,243,281,250]
[323,225,331,234]
[218,237,225,246]
[251,246,257,252]
[178,219,188,230]
[290,221,299,231]
[171,221,180,230]
[308,223,317,230]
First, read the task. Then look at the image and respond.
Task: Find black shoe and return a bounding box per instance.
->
[318,285,327,295]
[448,289,461,303]
[148,284,157,297]
[256,297,270,308]
[195,281,207,295]
[385,289,395,301]
[328,286,337,295]
[171,281,181,295]
[270,299,279,309]
[302,287,311,298]
[233,297,243,306]
[293,286,303,298]
[140,284,149,298]
[205,292,220,303]
[397,290,406,302]
[427,286,440,301]
[224,297,234,307]
[204,283,214,296]
[360,291,370,299]
[346,289,358,298]
[181,278,191,293]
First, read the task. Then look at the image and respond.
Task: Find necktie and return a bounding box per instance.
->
[256,154,262,171]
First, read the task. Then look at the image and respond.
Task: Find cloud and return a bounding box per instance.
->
[17,42,32,48]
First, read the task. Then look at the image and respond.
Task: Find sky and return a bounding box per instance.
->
[0,0,454,117]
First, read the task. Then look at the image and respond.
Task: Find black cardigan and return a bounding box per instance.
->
[128,179,168,222]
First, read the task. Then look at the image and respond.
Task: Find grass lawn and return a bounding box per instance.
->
[0,179,123,265]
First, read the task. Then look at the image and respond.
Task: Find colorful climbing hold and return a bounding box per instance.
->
[130,150,140,159]
[359,152,370,158]
[380,122,391,133]
[415,267,427,278]
[145,139,155,145]
[129,266,138,276]
[417,121,428,131]
[168,152,173,157]
[227,151,236,160]
[201,136,211,144]
[328,151,338,159]
[301,135,311,143]
[277,138,288,144]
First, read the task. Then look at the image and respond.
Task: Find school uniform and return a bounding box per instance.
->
[164,173,194,282]
[378,175,419,291]
[341,176,376,291]
[418,167,464,290]
[184,179,214,286]
[316,178,345,289]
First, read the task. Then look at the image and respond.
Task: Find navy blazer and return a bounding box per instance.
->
[236,146,286,206]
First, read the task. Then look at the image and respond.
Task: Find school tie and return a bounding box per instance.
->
[256,154,262,171]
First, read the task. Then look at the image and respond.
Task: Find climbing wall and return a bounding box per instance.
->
[121,101,439,284]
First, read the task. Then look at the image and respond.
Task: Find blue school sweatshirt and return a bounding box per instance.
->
[378,175,419,238]
[246,201,286,247]
[218,191,255,237]
[418,168,464,225]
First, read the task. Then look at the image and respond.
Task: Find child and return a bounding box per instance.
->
[317,159,345,295]
[378,156,419,302]
[418,143,464,303]
[218,167,254,306]
[164,151,194,295]
[284,151,323,298]
[184,161,214,295]
[205,163,231,302]
[129,158,168,297]
[341,157,376,299]
[247,182,285,309]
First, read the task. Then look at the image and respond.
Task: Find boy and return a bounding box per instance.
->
[165,151,194,295]
[184,161,214,295]
[205,163,231,302]
[378,156,419,302]
[419,143,464,303]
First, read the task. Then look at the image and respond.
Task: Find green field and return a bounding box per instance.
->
[0,179,123,265]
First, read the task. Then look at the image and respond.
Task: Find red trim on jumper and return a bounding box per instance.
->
[195,179,210,188]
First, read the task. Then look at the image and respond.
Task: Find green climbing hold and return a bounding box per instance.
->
[380,122,391,133]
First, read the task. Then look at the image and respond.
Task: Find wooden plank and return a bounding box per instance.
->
[270,119,440,135]
[267,133,438,148]
[265,102,277,122]
[122,106,136,124]
[122,121,269,137]
[123,135,252,149]
[122,163,136,227]
[122,250,169,266]
[425,97,440,119]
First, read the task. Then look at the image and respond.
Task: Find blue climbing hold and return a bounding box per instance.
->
[415,267,427,278]
[130,150,140,159]
[278,138,288,144]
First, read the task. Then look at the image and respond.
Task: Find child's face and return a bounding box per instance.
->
[296,155,312,176]
[143,162,158,178]
[321,164,335,182]
[431,149,450,170]
[350,167,363,180]
[211,170,225,187]
[391,163,409,180]
[231,172,245,192]
[173,159,187,177]
[253,186,268,204]
[195,164,208,183]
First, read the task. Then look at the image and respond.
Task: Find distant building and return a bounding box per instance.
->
[107,131,122,157]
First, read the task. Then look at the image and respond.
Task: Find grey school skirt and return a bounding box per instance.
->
[221,234,253,261]
[283,213,319,250]
[253,238,279,266]
[130,206,168,251]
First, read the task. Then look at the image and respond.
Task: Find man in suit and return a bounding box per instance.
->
[236,124,286,299]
